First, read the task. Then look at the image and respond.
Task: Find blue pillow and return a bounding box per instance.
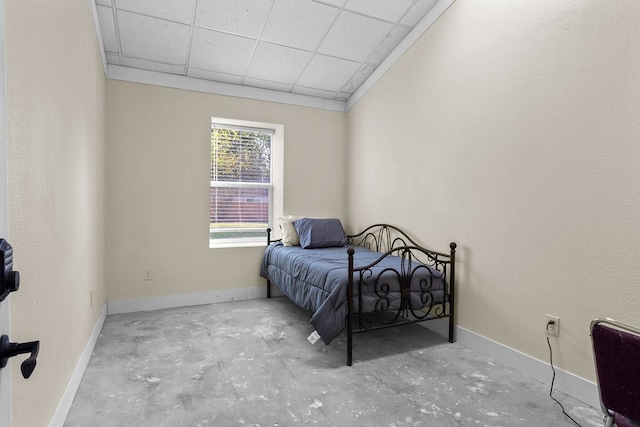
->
[294,218,348,249]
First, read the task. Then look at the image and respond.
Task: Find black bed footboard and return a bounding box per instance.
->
[345,224,456,366]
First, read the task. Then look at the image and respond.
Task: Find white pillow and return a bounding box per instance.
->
[278,215,303,246]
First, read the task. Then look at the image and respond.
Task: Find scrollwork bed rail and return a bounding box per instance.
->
[345,224,456,366]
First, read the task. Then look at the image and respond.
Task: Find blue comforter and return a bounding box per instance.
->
[260,243,447,345]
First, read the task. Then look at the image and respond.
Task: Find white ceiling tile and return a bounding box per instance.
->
[95,0,443,105]
[96,6,119,53]
[400,0,439,27]
[345,0,414,23]
[121,57,186,75]
[262,0,339,51]
[106,53,120,65]
[296,54,361,92]
[341,63,375,94]
[117,11,191,64]
[246,42,312,84]
[189,28,257,76]
[318,11,393,62]
[195,0,272,38]
[187,68,245,84]
[291,86,338,99]
[366,25,410,65]
[244,78,293,92]
[114,0,196,24]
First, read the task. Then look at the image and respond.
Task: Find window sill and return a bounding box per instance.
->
[209,241,266,249]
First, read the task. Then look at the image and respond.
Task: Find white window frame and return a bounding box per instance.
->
[209,117,283,249]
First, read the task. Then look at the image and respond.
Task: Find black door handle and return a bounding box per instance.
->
[0,335,40,378]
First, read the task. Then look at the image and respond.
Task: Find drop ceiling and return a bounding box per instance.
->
[92,0,453,111]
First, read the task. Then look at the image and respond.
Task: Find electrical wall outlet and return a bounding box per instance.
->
[546,314,560,337]
[143,268,153,281]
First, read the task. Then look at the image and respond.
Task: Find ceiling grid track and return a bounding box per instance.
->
[93,0,455,111]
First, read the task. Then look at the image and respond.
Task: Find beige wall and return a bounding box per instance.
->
[6,0,107,426]
[346,0,640,382]
[106,81,347,301]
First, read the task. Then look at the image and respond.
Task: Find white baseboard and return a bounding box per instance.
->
[107,286,266,315]
[49,303,107,427]
[420,319,600,409]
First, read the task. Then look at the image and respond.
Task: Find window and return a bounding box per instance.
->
[210,118,283,247]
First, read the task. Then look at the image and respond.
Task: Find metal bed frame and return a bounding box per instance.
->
[266,223,457,366]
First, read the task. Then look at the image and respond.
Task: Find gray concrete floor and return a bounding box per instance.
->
[64,298,602,426]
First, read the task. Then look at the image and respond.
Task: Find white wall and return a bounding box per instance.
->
[106,80,347,302]
[6,0,107,425]
[346,0,640,382]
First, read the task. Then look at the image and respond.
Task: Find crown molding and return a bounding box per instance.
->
[107,65,347,112]
[88,0,108,76]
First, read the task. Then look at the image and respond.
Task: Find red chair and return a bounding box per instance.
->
[591,318,640,427]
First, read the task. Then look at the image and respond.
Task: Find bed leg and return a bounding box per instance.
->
[347,247,355,366]
[448,242,457,343]
[448,315,454,343]
[347,310,353,366]
[266,228,272,299]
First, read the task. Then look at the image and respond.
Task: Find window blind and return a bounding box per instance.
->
[210,123,273,242]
